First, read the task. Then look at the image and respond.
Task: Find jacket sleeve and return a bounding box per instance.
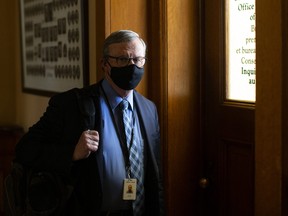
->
[15,89,83,174]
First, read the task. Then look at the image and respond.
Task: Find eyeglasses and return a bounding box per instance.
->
[106,55,147,68]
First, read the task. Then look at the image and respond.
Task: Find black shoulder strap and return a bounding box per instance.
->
[75,88,96,130]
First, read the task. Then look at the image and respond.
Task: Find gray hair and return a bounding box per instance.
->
[102,30,147,56]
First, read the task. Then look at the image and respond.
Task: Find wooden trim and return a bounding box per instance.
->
[147,0,168,213]
[94,0,110,80]
[282,0,288,214]
[255,0,283,215]
[104,0,111,36]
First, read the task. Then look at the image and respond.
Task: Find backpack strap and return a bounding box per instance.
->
[75,88,96,130]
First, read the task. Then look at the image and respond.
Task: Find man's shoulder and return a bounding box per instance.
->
[133,91,158,116]
[134,91,155,106]
[50,81,102,102]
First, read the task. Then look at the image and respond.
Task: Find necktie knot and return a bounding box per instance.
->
[120,99,129,111]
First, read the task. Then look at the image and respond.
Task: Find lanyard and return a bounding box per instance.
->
[100,85,134,177]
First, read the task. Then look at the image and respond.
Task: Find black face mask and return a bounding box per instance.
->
[109,64,144,90]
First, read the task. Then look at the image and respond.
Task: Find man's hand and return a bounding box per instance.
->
[73,130,99,161]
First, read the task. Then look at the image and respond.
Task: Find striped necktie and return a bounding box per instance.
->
[120,99,144,215]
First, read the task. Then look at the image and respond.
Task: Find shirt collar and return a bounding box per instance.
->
[102,79,134,111]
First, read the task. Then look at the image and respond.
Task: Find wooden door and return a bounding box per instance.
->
[199,0,255,215]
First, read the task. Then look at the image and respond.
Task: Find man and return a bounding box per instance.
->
[14,30,164,216]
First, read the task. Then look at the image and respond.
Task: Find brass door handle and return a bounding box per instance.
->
[199,178,209,189]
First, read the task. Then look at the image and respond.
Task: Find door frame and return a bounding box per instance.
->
[255,0,287,215]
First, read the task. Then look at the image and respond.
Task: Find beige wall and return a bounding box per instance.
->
[0,1,19,125]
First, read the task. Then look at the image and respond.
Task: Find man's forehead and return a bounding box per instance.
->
[108,39,145,55]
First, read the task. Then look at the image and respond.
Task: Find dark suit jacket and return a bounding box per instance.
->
[15,80,164,216]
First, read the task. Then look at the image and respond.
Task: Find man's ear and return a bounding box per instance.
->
[102,57,110,65]
[101,58,110,75]
[100,58,106,69]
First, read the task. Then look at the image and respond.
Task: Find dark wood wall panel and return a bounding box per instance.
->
[219,139,254,216]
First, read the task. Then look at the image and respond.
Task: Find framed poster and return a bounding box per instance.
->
[19,0,89,96]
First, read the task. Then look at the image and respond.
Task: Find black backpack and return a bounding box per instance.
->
[4,89,96,216]
[4,163,74,216]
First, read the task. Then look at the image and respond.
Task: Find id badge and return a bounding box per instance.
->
[123,178,137,200]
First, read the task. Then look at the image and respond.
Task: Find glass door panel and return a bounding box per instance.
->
[226,0,256,102]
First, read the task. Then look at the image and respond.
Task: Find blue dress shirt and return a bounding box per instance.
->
[98,79,144,211]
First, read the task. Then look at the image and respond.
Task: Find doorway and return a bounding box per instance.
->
[199,0,255,215]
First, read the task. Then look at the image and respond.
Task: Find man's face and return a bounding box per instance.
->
[105,38,145,69]
[101,38,146,93]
